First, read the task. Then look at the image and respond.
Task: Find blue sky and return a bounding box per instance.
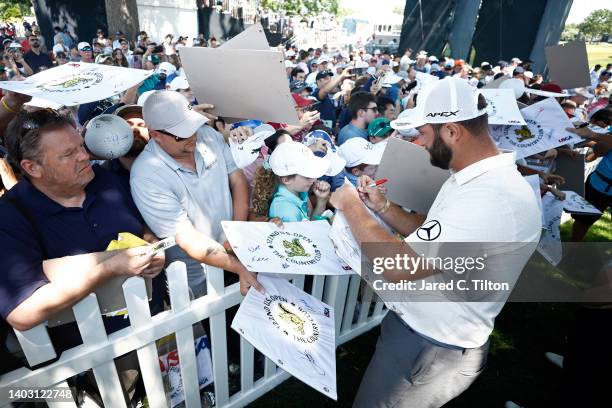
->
[341,0,611,25]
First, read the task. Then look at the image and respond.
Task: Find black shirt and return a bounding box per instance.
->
[23,50,52,73]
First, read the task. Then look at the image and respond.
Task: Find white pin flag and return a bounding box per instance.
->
[480,88,526,125]
[329,181,392,275]
[222,220,352,275]
[0,62,152,106]
[489,98,583,159]
[231,274,337,399]
[537,193,564,266]
[329,210,361,274]
[562,191,602,215]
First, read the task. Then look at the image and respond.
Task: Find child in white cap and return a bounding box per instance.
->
[266,141,333,222]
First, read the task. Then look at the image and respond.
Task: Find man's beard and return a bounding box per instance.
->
[427,127,453,170]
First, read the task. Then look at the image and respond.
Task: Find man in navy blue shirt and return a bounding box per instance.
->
[23,33,52,73]
[313,66,353,130]
[0,110,165,354]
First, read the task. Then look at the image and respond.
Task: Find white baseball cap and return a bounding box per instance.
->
[137,90,156,107]
[169,76,190,91]
[285,49,296,57]
[143,90,207,138]
[317,56,330,64]
[269,141,331,178]
[302,130,346,176]
[284,60,296,68]
[571,87,594,99]
[391,77,485,130]
[156,61,177,76]
[337,138,385,168]
[77,42,92,51]
[382,73,404,87]
[229,124,276,168]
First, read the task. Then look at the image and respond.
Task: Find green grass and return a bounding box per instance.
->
[560,211,612,242]
[248,213,611,407]
[586,42,612,68]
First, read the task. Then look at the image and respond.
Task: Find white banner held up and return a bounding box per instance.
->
[221,220,352,275]
[231,274,337,399]
[180,47,300,125]
[489,98,583,159]
[221,23,269,50]
[480,88,526,125]
[537,193,564,266]
[0,62,152,106]
[562,191,602,215]
[329,210,362,275]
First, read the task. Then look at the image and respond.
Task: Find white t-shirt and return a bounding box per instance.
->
[390,152,541,348]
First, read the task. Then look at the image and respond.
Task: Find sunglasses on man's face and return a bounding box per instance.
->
[157,129,188,142]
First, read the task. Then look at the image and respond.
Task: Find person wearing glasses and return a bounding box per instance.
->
[77,42,94,63]
[23,33,52,73]
[337,92,378,145]
[3,42,33,77]
[130,91,262,298]
[0,109,166,364]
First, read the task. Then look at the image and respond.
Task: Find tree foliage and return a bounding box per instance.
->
[261,0,340,17]
[577,9,612,41]
[561,23,579,41]
[0,0,32,21]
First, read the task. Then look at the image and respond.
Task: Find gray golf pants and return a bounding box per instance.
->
[353,312,489,408]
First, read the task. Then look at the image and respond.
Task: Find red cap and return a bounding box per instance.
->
[292,93,314,108]
[541,83,563,94]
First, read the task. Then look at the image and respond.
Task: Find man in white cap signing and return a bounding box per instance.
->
[130,91,260,297]
[330,77,541,407]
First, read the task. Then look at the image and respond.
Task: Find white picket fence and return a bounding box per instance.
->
[1,262,386,407]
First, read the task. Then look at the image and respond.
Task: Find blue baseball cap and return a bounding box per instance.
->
[303,129,336,157]
[230,119,264,130]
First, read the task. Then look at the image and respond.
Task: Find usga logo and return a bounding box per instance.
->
[503,119,544,148]
[263,295,320,344]
[36,70,103,93]
[266,231,322,266]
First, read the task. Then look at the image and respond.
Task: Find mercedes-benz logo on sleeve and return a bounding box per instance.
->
[416,220,441,241]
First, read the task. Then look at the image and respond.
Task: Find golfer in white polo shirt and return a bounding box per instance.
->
[130,91,261,297]
[330,77,541,407]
